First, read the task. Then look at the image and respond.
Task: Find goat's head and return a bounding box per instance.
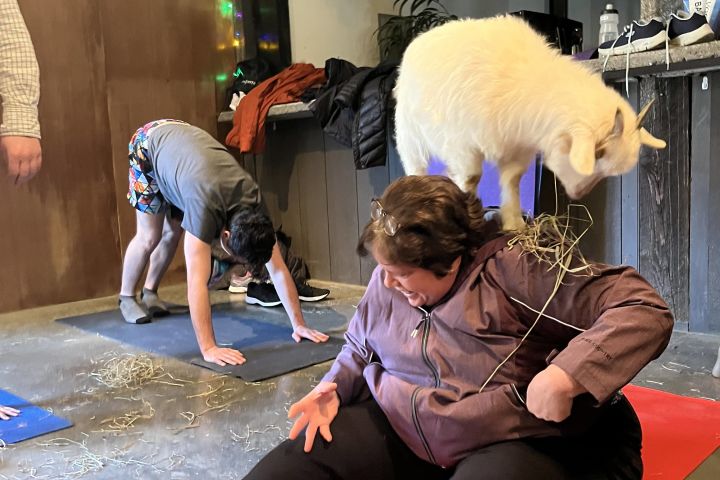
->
[547,99,666,200]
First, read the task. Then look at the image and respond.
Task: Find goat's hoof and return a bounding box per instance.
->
[501,216,526,232]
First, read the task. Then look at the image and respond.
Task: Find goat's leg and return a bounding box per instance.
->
[394,111,430,176]
[446,150,485,196]
[498,157,532,231]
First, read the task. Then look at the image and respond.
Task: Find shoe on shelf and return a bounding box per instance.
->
[296,283,330,302]
[668,11,715,46]
[598,18,667,56]
[229,273,254,294]
[245,282,282,307]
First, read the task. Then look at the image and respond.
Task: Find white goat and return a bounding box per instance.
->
[394,15,666,231]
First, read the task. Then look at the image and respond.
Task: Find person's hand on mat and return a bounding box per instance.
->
[288,381,339,453]
[292,325,329,343]
[203,345,246,366]
[0,405,20,420]
[526,364,586,422]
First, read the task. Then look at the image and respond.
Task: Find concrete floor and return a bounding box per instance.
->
[0,281,365,479]
[0,281,718,479]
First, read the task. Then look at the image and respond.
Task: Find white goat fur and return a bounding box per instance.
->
[394,16,666,231]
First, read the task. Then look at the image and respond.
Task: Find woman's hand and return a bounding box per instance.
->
[288,382,340,453]
[526,364,586,422]
[0,405,20,420]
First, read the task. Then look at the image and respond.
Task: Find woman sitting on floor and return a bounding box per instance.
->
[244,175,673,480]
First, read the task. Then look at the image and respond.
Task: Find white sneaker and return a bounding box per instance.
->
[229,273,254,294]
[598,18,667,56]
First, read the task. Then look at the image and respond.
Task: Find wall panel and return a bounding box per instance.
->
[0,0,235,313]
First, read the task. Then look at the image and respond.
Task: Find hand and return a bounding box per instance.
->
[292,325,329,343]
[202,345,246,366]
[1,136,42,185]
[526,364,585,422]
[288,382,339,453]
[0,405,20,420]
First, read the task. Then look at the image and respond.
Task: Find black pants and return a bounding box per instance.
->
[243,396,642,480]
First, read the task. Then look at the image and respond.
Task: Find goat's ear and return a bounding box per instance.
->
[569,133,596,176]
[639,128,667,149]
[612,107,624,135]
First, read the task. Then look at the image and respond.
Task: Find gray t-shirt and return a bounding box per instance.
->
[147,123,263,243]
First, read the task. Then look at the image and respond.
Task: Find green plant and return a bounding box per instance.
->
[377,0,457,61]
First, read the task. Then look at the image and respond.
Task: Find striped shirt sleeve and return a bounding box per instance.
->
[0,0,40,138]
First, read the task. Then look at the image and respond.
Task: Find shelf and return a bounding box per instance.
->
[218,101,313,123]
[584,40,720,80]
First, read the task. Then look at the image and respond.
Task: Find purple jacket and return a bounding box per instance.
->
[322,235,674,467]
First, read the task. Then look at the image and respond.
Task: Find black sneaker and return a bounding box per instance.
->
[668,11,715,46]
[245,282,282,307]
[296,283,330,302]
[598,18,667,56]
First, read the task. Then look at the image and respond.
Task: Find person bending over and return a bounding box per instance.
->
[118,119,327,366]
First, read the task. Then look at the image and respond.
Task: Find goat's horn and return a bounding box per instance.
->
[636,98,656,128]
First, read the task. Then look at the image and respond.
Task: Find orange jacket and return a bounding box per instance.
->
[225,63,326,154]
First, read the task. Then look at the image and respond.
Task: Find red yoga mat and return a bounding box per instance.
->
[623,385,720,479]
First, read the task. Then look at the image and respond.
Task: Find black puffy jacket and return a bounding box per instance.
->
[309,59,398,169]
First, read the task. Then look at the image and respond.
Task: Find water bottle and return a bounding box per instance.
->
[599,3,620,45]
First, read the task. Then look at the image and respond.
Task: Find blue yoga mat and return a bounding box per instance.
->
[57,302,348,381]
[0,390,72,444]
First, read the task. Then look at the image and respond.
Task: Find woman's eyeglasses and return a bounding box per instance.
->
[370,199,400,236]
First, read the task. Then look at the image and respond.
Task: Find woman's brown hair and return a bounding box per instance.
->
[357,175,494,276]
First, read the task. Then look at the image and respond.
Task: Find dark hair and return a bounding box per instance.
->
[357,175,492,276]
[227,207,276,275]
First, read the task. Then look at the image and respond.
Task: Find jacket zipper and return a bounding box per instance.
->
[410,319,424,338]
[411,386,437,464]
[409,308,441,465]
[416,307,440,388]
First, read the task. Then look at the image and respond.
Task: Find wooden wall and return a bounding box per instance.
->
[222,118,404,287]
[7,0,715,335]
[235,76,715,334]
[578,77,716,333]
[638,77,691,331]
[689,72,720,334]
[100,0,234,285]
[0,0,235,313]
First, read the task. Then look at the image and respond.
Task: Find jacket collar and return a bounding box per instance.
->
[428,232,513,309]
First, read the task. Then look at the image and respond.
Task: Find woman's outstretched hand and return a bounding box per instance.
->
[288,381,340,453]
